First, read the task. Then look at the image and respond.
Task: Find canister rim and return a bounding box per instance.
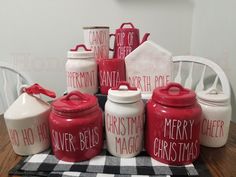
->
[67,50,94,59]
[197,90,230,106]
[83,26,109,29]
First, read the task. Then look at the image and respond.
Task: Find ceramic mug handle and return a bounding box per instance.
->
[109,34,115,51]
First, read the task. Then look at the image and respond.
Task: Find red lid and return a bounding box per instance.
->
[152,83,196,107]
[52,91,98,113]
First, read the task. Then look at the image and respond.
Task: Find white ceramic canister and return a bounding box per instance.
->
[105,81,144,157]
[66,44,98,94]
[83,26,109,60]
[4,84,56,155]
[197,89,231,147]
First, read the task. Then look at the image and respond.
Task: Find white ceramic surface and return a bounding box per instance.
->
[197,89,231,147]
[105,88,144,157]
[4,93,51,155]
[125,40,172,96]
[83,27,109,60]
[66,50,98,94]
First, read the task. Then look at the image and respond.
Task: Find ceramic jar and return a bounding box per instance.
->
[83,26,110,60]
[145,83,202,165]
[4,84,56,155]
[110,22,150,59]
[105,81,144,157]
[66,44,98,94]
[49,91,103,162]
[98,58,126,95]
[197,89,231,147]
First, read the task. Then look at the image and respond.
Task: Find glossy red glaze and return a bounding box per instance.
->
[24,83,56,98]
[152,82,196,107]
[98,58,126,95]
[110,22,149,59]
[49,91,103,162]
[145,83,202,165]
[52,91,97,113]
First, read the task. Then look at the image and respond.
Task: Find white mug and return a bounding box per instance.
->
[83,26,109,60]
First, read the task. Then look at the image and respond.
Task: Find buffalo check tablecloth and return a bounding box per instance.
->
[9,143,200,177]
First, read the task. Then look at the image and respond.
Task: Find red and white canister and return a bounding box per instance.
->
[49,91,103,162]
[145,83,202,165]
[66,44,98,94]
[4,84,56,155]
[105,81,144,157]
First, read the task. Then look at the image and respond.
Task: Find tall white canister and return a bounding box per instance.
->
[105,81,144,157]
[197,89,231,147]
[66,44,98,94]
[4,84,56,155]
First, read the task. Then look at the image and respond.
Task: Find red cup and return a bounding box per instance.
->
[110,22,150,59]
[98,58,126,95]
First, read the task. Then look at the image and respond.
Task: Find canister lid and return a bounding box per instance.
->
[4,93,50,120]
[4,84,55,120]
[197,88,230,105]
[108,81,141,103]
[52,91,98,113]
[152,83,196,107]
[67,44,94,59]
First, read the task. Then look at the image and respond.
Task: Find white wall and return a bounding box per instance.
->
[191,0,236,122]
[0,0,193,96]
[1,0,235,122]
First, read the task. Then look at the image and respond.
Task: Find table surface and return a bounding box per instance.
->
[0,115,236,177]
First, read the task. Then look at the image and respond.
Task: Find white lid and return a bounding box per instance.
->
[197,88,230,105]
[4,93,50,120]
[108,82,141,103]
[67,44,94,59]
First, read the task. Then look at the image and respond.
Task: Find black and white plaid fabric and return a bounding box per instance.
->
[9,143,199,177]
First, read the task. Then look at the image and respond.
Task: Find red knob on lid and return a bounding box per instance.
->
[152,82,196,107]
[67,44,94,59]
[24,83,56,98]
[52,91,98,113]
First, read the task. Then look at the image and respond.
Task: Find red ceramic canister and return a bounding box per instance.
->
[98,58,126,95]
[110,22,150,59]
[145,83,202,165]
[49,91,103,162]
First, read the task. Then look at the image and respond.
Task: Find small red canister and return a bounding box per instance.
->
[98,58,126,95]
[145,83,202,165]
[110,22,150,59]
[49,91,103,162]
